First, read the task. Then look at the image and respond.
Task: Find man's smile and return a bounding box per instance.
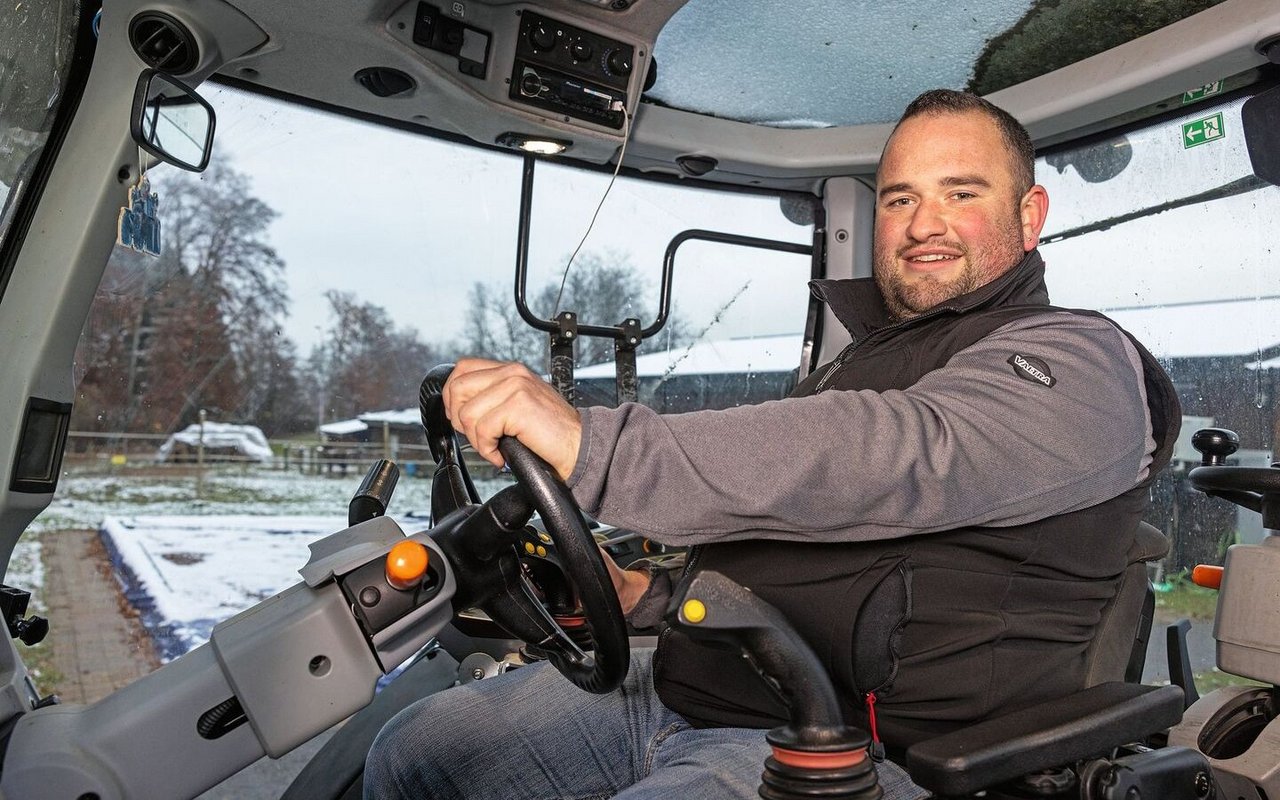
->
[900,247,965,271]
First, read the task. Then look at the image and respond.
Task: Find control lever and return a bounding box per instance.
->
[667,571,882,799]
[349,459,400,527]
[1190,427,1280,526]
[1167,620,1200,710]
[0,586,49,646]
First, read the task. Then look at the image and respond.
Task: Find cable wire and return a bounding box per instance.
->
[552,104,632,317]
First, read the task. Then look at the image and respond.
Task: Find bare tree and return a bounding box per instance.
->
[73,162,297,434]
[310,290,444,421]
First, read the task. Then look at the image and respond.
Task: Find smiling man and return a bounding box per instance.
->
[366,90,1180,800]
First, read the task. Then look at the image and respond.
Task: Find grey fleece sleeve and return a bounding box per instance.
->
[567,312,1155,545]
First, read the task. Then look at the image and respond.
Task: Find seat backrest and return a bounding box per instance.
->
[1083,521,1170,686]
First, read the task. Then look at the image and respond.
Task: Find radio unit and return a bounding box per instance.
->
[509,11,633,129]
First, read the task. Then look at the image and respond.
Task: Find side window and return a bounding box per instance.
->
[0,0,81,250]
[1038,92,1279,689]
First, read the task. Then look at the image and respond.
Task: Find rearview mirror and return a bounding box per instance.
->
[130,70,215,172]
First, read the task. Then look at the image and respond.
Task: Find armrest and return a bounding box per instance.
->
[905,683,1185,797]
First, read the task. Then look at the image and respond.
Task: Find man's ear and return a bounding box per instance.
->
[1019,185,1049,251]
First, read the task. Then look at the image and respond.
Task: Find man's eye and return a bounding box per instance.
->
[952,191,976,200]
[887,197,912,207]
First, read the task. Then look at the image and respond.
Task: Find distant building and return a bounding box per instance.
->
[574,333,804,413]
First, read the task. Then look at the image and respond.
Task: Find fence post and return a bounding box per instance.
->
[197,408,206,500]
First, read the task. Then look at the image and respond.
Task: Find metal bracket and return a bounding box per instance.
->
[548,311,578,404]
[613,318,641,404]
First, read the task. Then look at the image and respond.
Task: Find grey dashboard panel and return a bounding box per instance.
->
[0,645,264,800]
[212,581,382,757]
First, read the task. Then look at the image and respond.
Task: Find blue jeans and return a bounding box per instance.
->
[365,648,928,799]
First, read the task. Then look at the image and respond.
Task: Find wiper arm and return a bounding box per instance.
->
[1039,174,1270,246]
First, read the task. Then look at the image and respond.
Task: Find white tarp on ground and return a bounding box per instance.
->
[360,409,420,425]
[156,422,274,463]
[320,418,369,436]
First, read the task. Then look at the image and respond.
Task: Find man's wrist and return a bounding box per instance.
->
[617,567,652,614]
[624,566,673,630]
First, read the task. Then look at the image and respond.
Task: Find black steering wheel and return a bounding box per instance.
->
[419,364,629,693]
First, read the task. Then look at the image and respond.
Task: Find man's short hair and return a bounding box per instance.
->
[895,89,1036,196]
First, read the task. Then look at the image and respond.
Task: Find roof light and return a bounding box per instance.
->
[495,132,571,155]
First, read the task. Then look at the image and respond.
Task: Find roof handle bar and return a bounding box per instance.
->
[512,156,674,406]
[513,157,815,406]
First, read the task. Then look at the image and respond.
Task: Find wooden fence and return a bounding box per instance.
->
[61,431,486,478]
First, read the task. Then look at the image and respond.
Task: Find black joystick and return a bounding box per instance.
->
[349,459,400,527]
[1191,427,1239,466]
[1188,427,1280,530]
[667,572,882,799]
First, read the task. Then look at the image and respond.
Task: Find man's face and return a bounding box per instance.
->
[873,110,1038,320]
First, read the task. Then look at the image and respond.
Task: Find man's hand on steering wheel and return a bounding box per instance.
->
[421,361,631,693]
[443,358,582,482]
[443,360,653,615]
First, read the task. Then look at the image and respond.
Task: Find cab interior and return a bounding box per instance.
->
[2,1,1280,798]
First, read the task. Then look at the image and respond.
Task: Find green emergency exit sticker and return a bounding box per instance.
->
[1181,81,1222,104]
[1182,112,1225,149]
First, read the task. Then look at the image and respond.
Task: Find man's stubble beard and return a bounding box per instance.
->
[874,216,1026,321]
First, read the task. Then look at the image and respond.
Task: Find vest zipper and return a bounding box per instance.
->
[812,341,859,392]
[812,303,960,394]
[865,692,885,762]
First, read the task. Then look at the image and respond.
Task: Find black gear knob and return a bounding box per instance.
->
[1192,428,1239,466]
[15,615,48,646]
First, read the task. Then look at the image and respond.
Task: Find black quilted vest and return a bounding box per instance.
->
[653,251,1181,748]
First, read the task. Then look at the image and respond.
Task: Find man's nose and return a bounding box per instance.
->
[906,199,947,242]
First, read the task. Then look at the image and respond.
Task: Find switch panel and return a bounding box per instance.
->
[509,10,632,129]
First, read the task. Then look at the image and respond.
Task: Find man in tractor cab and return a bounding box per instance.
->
[364,89,1180,799]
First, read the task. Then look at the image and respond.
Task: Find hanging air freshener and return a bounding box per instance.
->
[117,173,162,256]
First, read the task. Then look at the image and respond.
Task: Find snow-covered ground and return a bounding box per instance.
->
[101,514,431,660]
[15,466,512,659]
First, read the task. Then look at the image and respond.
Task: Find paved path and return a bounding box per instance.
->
[43,529,160,704]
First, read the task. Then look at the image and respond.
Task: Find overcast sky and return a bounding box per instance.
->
[198,84,813,359]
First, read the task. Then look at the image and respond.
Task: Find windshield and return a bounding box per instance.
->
[0,0,81,249]
[22,83,812,734]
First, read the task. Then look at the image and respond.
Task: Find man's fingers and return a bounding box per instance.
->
[455,381,526,465]
[438,359,582,480]
[443,361,533,423]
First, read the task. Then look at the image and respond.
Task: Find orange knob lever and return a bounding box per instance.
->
[386,540,429,590]
[1191,564,1223,590]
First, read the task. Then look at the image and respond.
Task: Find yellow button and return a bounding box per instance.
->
[386,541,429,591]
[524,542,536,554]
[536,545,547,557]
[538,532,551,543]
[682,599,707,624]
